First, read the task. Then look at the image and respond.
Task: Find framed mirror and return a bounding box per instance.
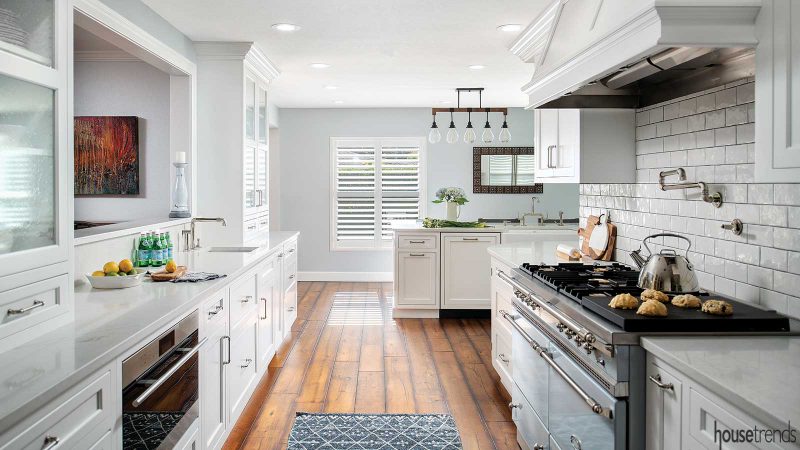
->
[473,147,543,193]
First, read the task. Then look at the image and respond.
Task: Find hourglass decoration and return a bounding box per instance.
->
[169,152,190,218]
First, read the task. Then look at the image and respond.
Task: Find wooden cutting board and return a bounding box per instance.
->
[578,214,616,261]
[151,266,187,282]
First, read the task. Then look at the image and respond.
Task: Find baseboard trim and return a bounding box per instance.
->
[392,309,440,319]
[298,271,393,282]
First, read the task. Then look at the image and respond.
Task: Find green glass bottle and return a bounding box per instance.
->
[166,232,174,261]
[153,232,164,266]
[136,232,149,267]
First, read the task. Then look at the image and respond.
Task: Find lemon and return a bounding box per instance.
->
[103,261,119,274]
[91,270,105,277]
[165,260,177,273]
[119,259,133,273]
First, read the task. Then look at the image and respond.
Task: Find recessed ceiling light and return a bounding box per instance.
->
[309,63,330,69]
[468,65,486,70]
[497,24,523,32]
[324,85,339,90]
[333,100,344,104]
[272,23,301,32]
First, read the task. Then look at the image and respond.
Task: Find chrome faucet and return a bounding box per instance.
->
[182,217,227,251]
[521,196,545,226]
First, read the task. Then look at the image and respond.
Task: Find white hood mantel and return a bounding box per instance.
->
[511,0,761,109]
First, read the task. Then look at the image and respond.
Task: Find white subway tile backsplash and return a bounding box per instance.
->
[581,81,800,320]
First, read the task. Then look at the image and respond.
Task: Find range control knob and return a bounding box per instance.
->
[556,323,566,332]
[574,335,584,346]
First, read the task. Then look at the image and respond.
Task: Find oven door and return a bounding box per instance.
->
[503,309,551,426]
[547,343,626,450]
[122,331,205,450]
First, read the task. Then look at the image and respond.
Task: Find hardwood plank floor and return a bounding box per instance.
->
[223,281,516,450]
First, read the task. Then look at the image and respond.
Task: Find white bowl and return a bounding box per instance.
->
[85,269,145,289]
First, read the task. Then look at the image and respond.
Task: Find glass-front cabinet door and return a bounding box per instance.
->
[244,74,268,217]
[0,0,69,279]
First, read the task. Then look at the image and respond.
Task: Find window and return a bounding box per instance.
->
[331,137,425,250]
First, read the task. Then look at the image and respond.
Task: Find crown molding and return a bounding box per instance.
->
[74,50,140,62]
[508,0,565,65]
[195,41,280,82]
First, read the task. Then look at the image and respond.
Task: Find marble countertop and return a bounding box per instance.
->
[487,239,585,268]
[641,336,800,430]
[74,216,191,246]
[0,231,299,431]
[392,220,578,233]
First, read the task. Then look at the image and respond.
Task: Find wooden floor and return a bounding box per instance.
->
[223,281,517,450]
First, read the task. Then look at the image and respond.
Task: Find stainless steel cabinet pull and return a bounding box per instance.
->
[240,358,252,368]
[208,304,223,317]
[247,224,256,231]
[648,374,674,391]
[508,402,521,409]
[261,297,268,320]
[498,353,509,364]
[241,295,253,303]
[533,445,545,450]
[287,248,295,254]
[409,240,426,244]
[462,237,479,241]
[42,436,59,450]
[287,306,296,312]
[409,253,425,257]
[570,434,583,450]
[133,337,208,407]
[8,300,44,315]
[278,253,284,258]
[222,336,231,365]
[289,274,295,280]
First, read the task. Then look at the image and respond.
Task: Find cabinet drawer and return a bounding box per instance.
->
[687,387,782,449]
[0,274,70,343]
[284,239,298,260]
[256,214,269,232]
[512,383,549,450]
[397,235,437,250]
[493,327,512,389]
[1,367,113,450]
[228,316,258,422]
[243,218,259,242]
[229,273,257,329]
[202,288,228,336]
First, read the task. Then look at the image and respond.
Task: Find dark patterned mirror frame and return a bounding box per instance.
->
[472,147,544,194]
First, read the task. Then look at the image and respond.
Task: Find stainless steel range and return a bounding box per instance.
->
[496,262,791,450]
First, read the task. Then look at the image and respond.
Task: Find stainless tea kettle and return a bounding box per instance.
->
[630,233,699,293]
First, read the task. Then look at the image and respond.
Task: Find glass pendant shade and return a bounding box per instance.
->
[428,121,441,143]
[463,121,476,144]
[499,120,511,143]
[481,121,494,143]
[446,121,459,144]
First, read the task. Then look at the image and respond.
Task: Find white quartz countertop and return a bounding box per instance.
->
[74,216,191,246]
[0,231,299,431]
[392,220,578,233]
[488,239,584,268]
[641,336,800,430]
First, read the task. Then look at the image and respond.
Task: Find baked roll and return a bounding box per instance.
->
[641,289,670,303]
[672,294,701,308]
[609,293,639,310]
[701,300,734,316]
[636,299,668,317]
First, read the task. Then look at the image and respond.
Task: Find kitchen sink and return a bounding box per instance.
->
[207,246,258,253]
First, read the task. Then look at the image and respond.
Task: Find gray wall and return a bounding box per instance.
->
[74,61,171,221]
[98,0,196,62]
[279,107,579,274]
[581,78,800,320]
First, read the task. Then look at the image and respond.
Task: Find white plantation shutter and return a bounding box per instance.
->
[487,155,513,185]
[516,155,536,185]
[332,138,425,249]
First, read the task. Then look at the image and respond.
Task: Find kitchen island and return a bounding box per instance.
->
[0,231,298,449]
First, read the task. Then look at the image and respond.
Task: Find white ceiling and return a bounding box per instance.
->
[140,0,548,108]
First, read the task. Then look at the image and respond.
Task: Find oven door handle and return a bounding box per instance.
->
[132,336,208,407]
[501,310,613,420]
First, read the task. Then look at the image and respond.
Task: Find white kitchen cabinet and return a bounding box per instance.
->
[200,321,227,450]
[196,42,277,246]
[645,357,683,450]
[441,233,500,309]
[226,314,258,425]
[256,254,278,372]
[490,255,515,393]
[0,0,73,347]
[396,251,439,308]
[755,0,800,182]
[533,109,635,184]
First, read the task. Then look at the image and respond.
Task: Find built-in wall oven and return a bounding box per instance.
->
[121,311,206,450]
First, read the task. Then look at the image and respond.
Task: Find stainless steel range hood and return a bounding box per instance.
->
[538,46,755,109]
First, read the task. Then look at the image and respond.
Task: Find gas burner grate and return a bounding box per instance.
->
[122,411,185,450]
[519,263,641,301]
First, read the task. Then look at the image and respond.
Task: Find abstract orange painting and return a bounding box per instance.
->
[74,116,139,195]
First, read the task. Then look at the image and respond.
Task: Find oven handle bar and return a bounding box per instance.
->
[132,336,208,407]
[501,310,613,420]
[497,270,601,349]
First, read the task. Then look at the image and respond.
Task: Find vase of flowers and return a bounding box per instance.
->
[433,187,468,221]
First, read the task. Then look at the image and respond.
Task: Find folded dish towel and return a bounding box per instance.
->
[171,272,227,283]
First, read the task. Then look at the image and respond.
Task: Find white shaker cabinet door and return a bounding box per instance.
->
[256,258,277,373]
[441,233,499,309]
[755,0,800,182]
[200,327,226,450]
[645,358,683,450]
[395,251,439,308]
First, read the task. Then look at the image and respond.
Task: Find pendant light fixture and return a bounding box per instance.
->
[446,109,459,144]
[481,109,494,143]
[499,111,511,143]
[428,88,509,145]
[463,110,476,144]
[428,113,441,143]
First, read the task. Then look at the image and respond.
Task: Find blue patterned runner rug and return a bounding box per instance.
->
[287,413,464,449]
